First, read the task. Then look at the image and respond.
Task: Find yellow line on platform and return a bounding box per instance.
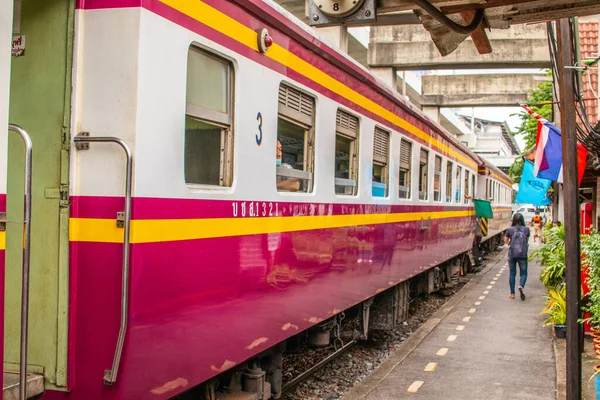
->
[407,381,424,392]
[424,362,438,372]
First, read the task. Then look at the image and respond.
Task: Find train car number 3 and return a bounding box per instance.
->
[256,112,263,146]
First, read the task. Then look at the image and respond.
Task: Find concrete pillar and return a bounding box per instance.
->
[422,106,441,124]
[317,26,348,53]
[369,67,397,90]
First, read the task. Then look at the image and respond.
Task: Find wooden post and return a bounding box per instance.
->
[556,18,582,400]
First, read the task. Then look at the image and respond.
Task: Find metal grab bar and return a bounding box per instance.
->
[8,124,33,400]
[334,178,356,188]
[73,133,133,385]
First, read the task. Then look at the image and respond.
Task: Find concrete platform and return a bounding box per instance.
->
[344,242,556,400]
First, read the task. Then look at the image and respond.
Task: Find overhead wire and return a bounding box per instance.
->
[545,20,600,154]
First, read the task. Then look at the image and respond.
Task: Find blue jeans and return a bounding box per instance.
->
[508,257,528,294]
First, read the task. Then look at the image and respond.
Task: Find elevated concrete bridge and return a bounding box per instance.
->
[368,23,550,70]
[421,74,550,107]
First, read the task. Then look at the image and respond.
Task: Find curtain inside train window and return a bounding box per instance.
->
[399,139,412,199]
[276,84,315,193]
[446,161,453,202]
[455,166,462,202]
[419,148,428,200]
[184,46,234,187]
[434,155,442,202]
[464,171,470,204]
[335,109,359,195]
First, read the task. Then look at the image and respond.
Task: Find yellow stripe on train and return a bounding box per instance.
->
[0,231,5,251]
[479,217,488,236]
[159,0,478,169]
[69,209,476,244]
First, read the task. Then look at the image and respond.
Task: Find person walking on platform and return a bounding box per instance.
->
[530,211,543,243]
[504,213,530,300]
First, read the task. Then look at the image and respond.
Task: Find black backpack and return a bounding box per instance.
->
[510,226,528,259]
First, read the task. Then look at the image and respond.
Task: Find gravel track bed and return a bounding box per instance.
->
[281,250,501,400]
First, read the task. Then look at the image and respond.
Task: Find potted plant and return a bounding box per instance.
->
[541,284,567,338]
[531,224,566,289]
[589,363,600,399]
[582,230,600,350]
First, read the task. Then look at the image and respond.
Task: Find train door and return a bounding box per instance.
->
[1,0,15,393]
[4,0,74,391]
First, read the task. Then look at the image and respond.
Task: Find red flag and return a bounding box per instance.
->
[577,142,588,186]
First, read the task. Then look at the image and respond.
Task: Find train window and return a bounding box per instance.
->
[372,127,390,197]
[434,155,442,202]
[464,171,470,204]
[497,183,500,203]
[455,166,462,202]
[335,110,359,195]
[471,175,475,199]
[276,84,315,193]
[495,182,498,204]
[445,161,453,202]
[418,148,429,200]
[399,139,412,199]
[184,47,234,186]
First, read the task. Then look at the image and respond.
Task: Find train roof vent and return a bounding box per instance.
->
[420,147,428,164]
[434,155,442,173]
[373,127,389,164]
[278,84,314,127]
[400,139,412,170]
[336,109,359,139]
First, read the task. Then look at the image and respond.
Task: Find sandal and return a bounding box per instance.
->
[509,294,515,299]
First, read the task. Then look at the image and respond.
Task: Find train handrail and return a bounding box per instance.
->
[276,166,312,181]
[73,133,133,386]
[334,178,356,188]
[8,124,33,400]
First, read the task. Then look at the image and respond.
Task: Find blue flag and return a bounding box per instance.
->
[515,160,552,206]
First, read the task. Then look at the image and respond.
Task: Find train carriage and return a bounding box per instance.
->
[476,157,514,246]
[0,0,514,399]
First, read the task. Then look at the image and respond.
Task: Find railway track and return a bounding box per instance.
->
[281,340,357,396]
[279,248,503,400]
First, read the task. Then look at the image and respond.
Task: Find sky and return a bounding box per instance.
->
[347,27,546,153]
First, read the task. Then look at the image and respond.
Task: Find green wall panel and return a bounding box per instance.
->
[5,0,73,388]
